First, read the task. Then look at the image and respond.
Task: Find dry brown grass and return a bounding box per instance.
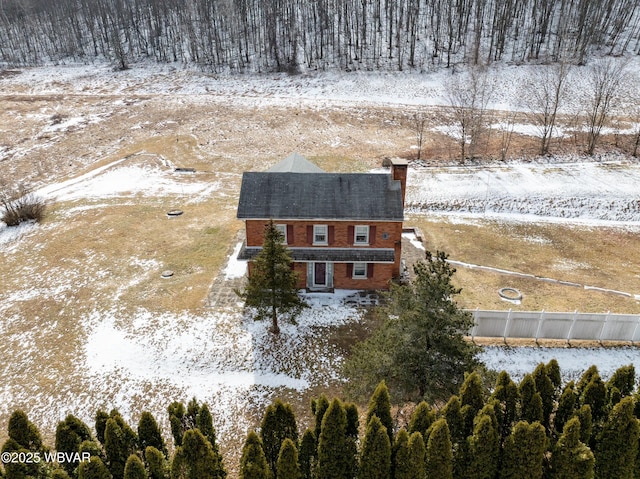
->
[408,216,640,313]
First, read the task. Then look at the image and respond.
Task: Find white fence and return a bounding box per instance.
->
[469,309,640,343]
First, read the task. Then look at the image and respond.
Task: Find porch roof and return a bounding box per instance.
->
[238,244,395,263]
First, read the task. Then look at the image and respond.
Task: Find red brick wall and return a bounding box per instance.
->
[244,220,402,290]
[245,220,402,249]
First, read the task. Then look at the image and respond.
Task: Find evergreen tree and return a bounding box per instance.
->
[124,454,147,479]
[95,410,110,445]
[468,413,499,479]
[196,404,220,456]
[425,419,452,479]
[239,431,270,479]
[408,401,435,437]
[499,421,546,479]
[344,251,481,402]
[277,438,300,479]
[555,382,578,437]
[460,371,485,415]
[179,429,226,479]
[298,429,316,479]
[518,374,543,424]
[55,414,94,477]
[581,373,607,423]
[391,429,410,479]
[576,366,599,397]
[550,417,594,479]
[167,402,187,447]
[490,371,519,444]
[79,440,104,460]
[441,396,464,444]
[366,381,394,444]
[52,469,72,479]
[3,410,49,479]
[311,395,330,441]
[594,396,639,479]
[8,410,43,450]
[145,446,169,479]
[104,415,138,479]
[358,416,391,479]
[344,403,359,440]
[545,359,562,394]
[607,364,635,400]
[260,400,298,477]
[78,457,111,479]
[571,405,593,446]
[533,363,555,429]
[406,432,426,479]
[317,398,357,479]
[236,220,308,334]
[138,412,167,458]
[185,399,200,430]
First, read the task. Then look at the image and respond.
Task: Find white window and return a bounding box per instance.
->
[353,262,367,279]
[275,224,287,244]
[354,225,369,245]
[313,225,328,245]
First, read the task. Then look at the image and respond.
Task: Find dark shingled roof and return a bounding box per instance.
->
[238,245,395,263]
[237,172,404,221]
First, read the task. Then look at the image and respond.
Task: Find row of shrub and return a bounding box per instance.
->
[2,361,639,479]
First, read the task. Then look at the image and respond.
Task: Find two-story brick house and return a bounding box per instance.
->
[237,153,407,290]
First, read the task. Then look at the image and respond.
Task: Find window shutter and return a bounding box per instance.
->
[370,225,377,245]
[287,225,294,244]
[348,225,354,244]
[307,225,313,244]
[328,226,335,245]
[367,263,374,278]
[346,263,353,278]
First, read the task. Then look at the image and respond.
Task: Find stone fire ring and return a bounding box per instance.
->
[498,287,522,301]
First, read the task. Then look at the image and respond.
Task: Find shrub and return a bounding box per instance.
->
[0,183,46,226]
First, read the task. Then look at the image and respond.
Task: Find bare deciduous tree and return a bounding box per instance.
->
[411,111,428,160]
[445,67,495,162]
[583,59,628,156]
[524,62,571,156]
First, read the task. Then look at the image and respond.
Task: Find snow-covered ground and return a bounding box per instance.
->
[2,56,639,115]
[406,155,640,227]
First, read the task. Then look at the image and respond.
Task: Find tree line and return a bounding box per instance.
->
[0,0,639,72]
[3,362,640,479]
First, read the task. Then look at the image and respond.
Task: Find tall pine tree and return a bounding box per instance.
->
[344,251,481,402]
[237,220,308,334]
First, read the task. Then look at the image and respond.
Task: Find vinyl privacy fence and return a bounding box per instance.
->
[469,310,640,343]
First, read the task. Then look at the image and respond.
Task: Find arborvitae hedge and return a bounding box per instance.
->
[366,381,394,445]
[4,362,640,479]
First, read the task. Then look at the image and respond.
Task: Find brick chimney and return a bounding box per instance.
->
[389,158,408,206]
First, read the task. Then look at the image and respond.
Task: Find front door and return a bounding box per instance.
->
[307,262,333,289]
[314,262,327,286]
